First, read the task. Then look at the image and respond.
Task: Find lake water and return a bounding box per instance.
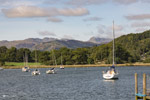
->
[0,66,150,100]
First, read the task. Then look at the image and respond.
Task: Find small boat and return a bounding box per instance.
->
[60,65,64,69]
[60,53,64,69]
[22,66,30,72]
[32,69,40,75]
[46,48,57,74]
[22,52,30,72]
[102,21,119,80]
[46,68,55,74]
[102,66,118,79]
[0,67,3,70]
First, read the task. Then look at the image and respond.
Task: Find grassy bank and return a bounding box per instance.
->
[1,62,150,69]
[5,62,41,66]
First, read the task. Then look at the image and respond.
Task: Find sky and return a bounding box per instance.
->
[0,0,150,41]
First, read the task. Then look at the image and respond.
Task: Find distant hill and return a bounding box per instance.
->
[0,37,101,51]
[0,37,57,49]
[88,37,112,44]
[34,39,99,51]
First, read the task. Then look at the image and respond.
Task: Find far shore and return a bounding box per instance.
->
[1,63,150,69]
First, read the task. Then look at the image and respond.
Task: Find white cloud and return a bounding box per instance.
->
[97,24,124,38]
[47,17,63,22]
[135,28,148,32]
[67,0,106,6]
[131,22,150,27]
[58,8,89,16]
[43,0,63,5]
[125,14,150,20]
[114,25,123,31]
[113,0,139,5]
[67,0,141,6]
[0,0,36,7]
[142,0,150,3]
[2,6,89,18]
[62,35,74,40]
[38,31,56,36]
[2,6,48,17]
[83,17,102,21]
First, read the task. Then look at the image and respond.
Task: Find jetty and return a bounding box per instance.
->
[135,73,150,100]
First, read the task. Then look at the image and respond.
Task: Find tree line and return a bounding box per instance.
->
[0,42,134,66]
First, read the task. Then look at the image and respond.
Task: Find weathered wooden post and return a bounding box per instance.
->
[135,73,138,100]
[143,73,146,100]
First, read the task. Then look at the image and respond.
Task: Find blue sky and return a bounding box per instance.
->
[0,0,150,41]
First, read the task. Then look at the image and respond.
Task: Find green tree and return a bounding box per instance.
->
[39,51,50,65]
[0,46,7,65]
[6,47,17,62]
[72,48,88,64]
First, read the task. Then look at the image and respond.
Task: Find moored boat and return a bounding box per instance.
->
[32,69,40,75]
[102,21,119,80]
[102,66,118,79]
[22,66,30,72]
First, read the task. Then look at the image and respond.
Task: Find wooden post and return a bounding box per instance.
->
[135,73,138,100]
[143,73,146,100]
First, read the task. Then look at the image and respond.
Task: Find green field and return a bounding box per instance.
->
[5,62,41,66]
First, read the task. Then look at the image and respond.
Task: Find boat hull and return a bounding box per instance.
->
[46,70,55,74]
[60,66,64,69]
[32,71,40,75]
[103,73,118,80]
[22,67,30,72]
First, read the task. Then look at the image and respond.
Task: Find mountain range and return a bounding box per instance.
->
[0,37,111,51]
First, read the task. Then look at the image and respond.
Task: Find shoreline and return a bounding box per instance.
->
[2,63,150,69]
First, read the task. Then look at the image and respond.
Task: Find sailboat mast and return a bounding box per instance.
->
[35,50,37,65]
[61,53,63,65]
[113,21,115,65]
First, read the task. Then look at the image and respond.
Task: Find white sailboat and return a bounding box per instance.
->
[32,69,40,75]
[102,21,119,80]
[31,50,40,75]
[0,67,3,71]
[22,52,30,72]
[46,49,56,74]
[46,68,55,74]
[60,53,64,69]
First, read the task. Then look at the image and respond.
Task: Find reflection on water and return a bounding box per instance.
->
[0,66,149,100]
[103,79,116,82]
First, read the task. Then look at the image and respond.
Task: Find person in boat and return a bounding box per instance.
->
[110,65,116,73]
[50,68,55,70]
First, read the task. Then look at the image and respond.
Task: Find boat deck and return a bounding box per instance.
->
[137,96,150,100]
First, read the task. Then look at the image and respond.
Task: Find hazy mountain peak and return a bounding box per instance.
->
[88,37,112,44]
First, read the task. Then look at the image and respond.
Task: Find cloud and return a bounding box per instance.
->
[67,0,106,6]
[83,17,102,21]
[135,28,148,32]
[47,17,63,22]
[58,8,89,16]
[125,14,150,20]
[142,0,150,3]
[97,24,124,38]
[62,35,74,40]
[2,6,48,17]
[0,0,35,7]
[114,25,123,31]
[2,6,89,18]
[112,0,139,5]
[38,31,56,36]
[97,25,111,38]
[131,22,150,27]
[43,0,63,5]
